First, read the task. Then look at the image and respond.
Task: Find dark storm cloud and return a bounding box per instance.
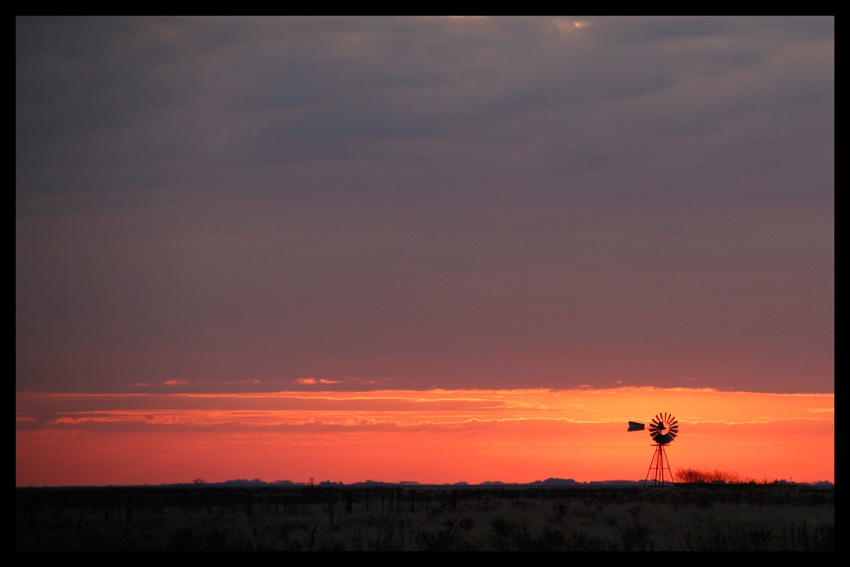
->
[16,17,833,394]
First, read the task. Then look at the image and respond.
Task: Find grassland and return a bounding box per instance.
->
[16,483,833,551]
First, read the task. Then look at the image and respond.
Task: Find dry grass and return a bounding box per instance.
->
[16,484,834,551]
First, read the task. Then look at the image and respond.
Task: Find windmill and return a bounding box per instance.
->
[628,412,679,486]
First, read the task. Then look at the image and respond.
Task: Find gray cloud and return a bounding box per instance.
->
[16,17,833,394]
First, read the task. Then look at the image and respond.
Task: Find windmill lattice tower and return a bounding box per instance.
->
[628,412,679,487]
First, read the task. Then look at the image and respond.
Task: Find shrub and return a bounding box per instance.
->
[675,468,742,484]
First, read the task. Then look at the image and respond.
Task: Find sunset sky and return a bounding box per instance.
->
[16,17,833,486]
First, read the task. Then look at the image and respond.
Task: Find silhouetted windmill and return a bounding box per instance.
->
[628,412,679,486]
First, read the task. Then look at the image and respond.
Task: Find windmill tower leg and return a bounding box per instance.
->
[660,444,672,485]
[644,444,672,487]
[644,445,658,487]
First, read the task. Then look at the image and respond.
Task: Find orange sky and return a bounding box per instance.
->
[16,387,833,487]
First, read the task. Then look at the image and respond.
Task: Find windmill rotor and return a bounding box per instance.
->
[648,412,678,445]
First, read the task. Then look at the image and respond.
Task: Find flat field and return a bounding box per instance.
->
[16,484,834,551]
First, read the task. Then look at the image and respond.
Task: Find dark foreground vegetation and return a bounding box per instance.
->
[17,483,833,551]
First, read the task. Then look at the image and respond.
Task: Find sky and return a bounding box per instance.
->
[16,17,833,486]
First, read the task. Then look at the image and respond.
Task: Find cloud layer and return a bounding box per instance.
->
[17,17,833,394]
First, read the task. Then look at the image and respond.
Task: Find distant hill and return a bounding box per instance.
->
[20,478,833,490]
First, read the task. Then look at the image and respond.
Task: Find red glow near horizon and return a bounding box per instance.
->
[16,387,833,487]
